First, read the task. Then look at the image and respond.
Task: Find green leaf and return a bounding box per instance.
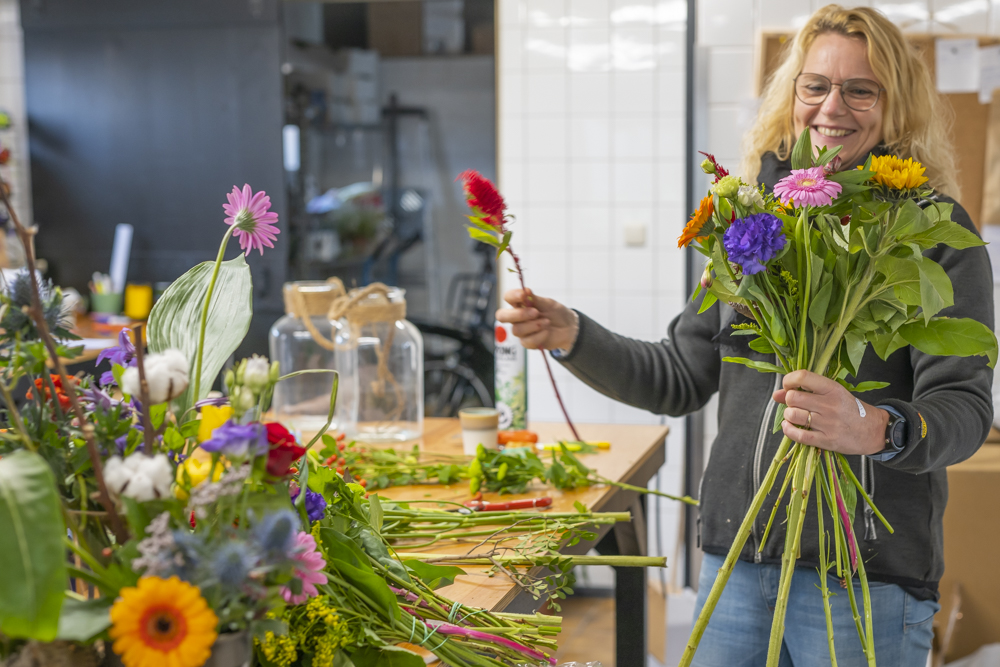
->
[0,450,67,640]
[828,167,873,185]
[790,127,814,170]
[319,528,401,620]
[369,494,384,534]
[875,254,920,306]
[917,258,954,323]
[843,330,867,376]
[748,336,775,354]
[496,230,512,257]
[836,379,890,393]
[898,318,998,368]
[838,462,858,522]
[870,331,907,361]
[808,278,833,328]
[698,291,718,314]
[349,646,427,667]
[722,356,784,374]
[403,560,467,590]
[56,596,112,642]
[467,227,500,247]
[905,220,985,251]
[887,199,933,238]
[772,402,787,434]
[147,254,253,414]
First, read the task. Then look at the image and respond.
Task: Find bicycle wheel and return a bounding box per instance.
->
[424,360,492,418]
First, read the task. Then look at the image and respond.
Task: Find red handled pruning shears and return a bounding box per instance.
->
[463,496,553,511]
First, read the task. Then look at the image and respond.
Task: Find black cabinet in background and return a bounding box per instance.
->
[20,0,288,355]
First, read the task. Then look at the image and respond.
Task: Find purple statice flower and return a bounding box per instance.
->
[291,487,327,523]
[723,213,787,275]
[200,420,268,459]
[95,329,136,386]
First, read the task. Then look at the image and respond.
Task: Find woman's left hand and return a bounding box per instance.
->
[773,370,889,456]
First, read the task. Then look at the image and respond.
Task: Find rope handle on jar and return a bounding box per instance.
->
[286,277,346,351]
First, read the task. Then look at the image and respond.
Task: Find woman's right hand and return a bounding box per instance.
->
[495,289,578,351]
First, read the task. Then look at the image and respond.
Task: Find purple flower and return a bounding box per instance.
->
[80,384,132,418]
[200,420,268,459]
[291,487,327,523]
[723,213,786,275]
[95,329,136,386]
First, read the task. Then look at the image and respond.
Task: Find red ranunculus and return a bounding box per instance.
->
[265,422,306,477]
[458,170,506,227]
[25,374,76,410]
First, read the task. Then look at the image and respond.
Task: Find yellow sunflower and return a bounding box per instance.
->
[110,576,218,667]
[678,195,715,248]
[865,155,929,190]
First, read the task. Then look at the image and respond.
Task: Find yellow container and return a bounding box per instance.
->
[124,283,153,320]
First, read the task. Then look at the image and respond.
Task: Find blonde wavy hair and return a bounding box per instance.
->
[741,4,958,197]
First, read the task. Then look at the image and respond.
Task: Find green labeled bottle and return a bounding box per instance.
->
[493,322,527,430]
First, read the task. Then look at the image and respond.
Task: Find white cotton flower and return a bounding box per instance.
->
[738,184,765,209]
[243,354,271,393]
[103,453,174,501]
[121,349,190,404]
[103,456,130,495]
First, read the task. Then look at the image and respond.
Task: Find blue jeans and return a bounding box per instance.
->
[690,553,938,667]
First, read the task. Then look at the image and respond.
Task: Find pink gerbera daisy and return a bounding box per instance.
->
[223,184,280,255]
[773,166,842,207]
[281,531,327,605]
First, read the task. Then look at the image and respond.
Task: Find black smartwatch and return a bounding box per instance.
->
[869,405,906,461]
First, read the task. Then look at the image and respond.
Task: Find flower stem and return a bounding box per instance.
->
[506,247,580,441]
[679,435,794,667]
[192,225,236,402]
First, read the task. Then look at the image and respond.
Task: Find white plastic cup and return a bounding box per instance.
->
[458,407,499,456]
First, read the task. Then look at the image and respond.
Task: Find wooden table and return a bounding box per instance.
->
[349,418,669,666]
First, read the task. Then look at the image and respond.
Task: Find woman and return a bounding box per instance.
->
[497,5,993,666]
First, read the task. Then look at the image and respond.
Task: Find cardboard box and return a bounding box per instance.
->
[936,444,1000,662]
[367,2,423,58]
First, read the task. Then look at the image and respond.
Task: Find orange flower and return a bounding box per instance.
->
[678,196,715,248]
[25,374,77,410]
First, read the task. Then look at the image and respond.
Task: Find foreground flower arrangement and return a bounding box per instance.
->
[678,134,997,666]
[0,181,658,667]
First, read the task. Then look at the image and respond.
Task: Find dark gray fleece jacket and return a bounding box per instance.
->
[556,153,994,600]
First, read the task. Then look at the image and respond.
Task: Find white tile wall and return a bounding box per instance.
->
[497,0,688,585]
[0,0,32,231]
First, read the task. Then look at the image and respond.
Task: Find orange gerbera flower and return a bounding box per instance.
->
[678,196,715,248]
[110,576,218,667]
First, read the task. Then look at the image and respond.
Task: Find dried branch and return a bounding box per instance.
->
[0,182,129,543]
[131,325,157,455]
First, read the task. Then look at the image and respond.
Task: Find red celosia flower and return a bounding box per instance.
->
[698,151,729,182]
[265,422,306,477]
[25,374,77,410]
[458,170,506,227]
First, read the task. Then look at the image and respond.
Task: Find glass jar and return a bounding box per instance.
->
[331,284,423,442]
[269,280,359,436]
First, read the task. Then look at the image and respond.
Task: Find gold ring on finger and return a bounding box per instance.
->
[806,410,812,429]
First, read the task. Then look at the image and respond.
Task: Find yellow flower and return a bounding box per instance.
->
[677,195,715,248]
[866,155,929,190]
[110,576,218,667]
[174,456,224,500]
[255,631,297,667]
[198,405,233,442]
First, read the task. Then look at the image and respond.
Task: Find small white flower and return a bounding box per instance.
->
[121,348,190,404]
[243,354,271,393]
[103,453,174,501]
[231,385,257,412]
[738,184,765,209]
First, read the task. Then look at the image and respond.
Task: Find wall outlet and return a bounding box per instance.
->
[624,223,647,247]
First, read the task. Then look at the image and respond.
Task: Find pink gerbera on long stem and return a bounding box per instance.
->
[223,184,280,256]
[281,531,327,605]
[773,166,842,207]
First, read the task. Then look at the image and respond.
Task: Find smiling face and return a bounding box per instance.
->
[793,32,884,168]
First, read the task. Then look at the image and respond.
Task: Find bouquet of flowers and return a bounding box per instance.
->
[678,131,996,666]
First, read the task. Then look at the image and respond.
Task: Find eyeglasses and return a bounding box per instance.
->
[794,73,884,112]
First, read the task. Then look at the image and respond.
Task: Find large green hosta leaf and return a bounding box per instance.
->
[0,450,68,640]
[147,255,253,414]
[899,317,998,368]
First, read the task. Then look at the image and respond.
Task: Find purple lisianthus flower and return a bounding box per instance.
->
[723,213,787,275]
[200,420,268,459]
[291,487,327,523]
[95,328,136,386]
